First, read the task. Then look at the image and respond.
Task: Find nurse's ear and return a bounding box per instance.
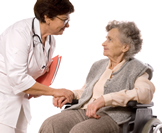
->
[44,15,50,25]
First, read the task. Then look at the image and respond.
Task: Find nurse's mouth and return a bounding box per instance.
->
[60,28,65,31]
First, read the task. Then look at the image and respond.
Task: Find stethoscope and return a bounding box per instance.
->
[32,17,51,69]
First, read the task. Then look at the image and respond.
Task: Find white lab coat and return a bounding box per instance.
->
[0,18,56,128]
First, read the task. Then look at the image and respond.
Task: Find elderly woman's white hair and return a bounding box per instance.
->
[106,20,143,60]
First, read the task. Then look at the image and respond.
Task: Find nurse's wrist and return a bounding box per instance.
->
[51,88,57,97]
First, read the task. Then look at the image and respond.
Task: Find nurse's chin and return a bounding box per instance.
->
[54,32,63,35]
[56,30,64,35]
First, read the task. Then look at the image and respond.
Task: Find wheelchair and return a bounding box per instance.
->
[65,100,162,133]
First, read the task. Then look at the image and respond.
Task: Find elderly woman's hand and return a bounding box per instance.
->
[86,96,105,119]
[53,88,74,106]
[53,97,68,109]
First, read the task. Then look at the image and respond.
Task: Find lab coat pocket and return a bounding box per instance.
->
[0,93,8,118]
[5,95,22,113]
[2,95,22,127]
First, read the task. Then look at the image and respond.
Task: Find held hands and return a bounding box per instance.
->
[53,88,74,108]
[86,96,105,119]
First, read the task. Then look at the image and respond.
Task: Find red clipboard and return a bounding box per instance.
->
[36,55,62,86]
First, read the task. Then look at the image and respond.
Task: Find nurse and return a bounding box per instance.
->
[0,0,74,132]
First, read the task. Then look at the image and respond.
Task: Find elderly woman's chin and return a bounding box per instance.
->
[103,52,108,57]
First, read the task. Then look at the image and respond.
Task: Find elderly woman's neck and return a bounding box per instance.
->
[109,56,125,70]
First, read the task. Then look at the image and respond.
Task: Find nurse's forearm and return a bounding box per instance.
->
[23,82,74,102]
[23,82,56,96]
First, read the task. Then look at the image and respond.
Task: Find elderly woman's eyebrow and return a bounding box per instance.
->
[106,36,109,38]
[107,36,112,40]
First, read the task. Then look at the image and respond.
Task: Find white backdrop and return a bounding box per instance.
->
[0,0,162,132]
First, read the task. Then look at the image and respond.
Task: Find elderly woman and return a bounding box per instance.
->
[39,20,155,133]
[0,0,74,132]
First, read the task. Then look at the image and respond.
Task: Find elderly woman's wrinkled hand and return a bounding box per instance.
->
[53,88,74,104]
[53,97,68,109]
[86,96,105,119]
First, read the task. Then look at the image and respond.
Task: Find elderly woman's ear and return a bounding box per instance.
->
[122,44,129,53]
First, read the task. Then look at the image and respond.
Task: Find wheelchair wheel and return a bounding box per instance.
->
[141,118,162,133]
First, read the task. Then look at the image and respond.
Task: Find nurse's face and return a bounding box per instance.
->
[46,14,70,35]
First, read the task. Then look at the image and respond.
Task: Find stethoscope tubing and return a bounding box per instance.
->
[32,17,51,69]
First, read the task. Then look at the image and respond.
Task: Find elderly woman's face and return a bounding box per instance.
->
[46,14,70,35]
[102,28,128,60]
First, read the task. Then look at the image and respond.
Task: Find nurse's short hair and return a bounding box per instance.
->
[106,20,143,60]
[34,0,74,23]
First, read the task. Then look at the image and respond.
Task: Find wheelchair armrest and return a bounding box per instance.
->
[66,99,78,105]
[127,100,154,108]
[65,100,154,109]
[65,99,78,109]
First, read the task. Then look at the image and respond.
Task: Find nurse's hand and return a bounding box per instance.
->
[53,88,74,103]
[53,97,68,109]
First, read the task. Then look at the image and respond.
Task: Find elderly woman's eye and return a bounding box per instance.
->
[108,37,111,42]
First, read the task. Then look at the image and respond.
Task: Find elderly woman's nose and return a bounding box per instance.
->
[102,41,106,46]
